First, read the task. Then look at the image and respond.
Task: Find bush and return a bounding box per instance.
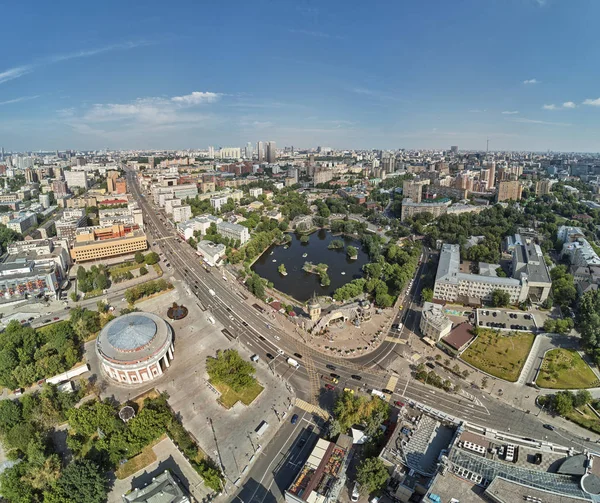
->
[144,252,160,265]
[139,266,148,276]
[124,279,173,304]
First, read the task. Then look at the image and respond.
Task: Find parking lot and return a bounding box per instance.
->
[475,308,538,332]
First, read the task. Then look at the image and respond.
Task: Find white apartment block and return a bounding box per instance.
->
[64,170,88,189]
[558,226,600,268]
[420,302,453,341]
[164,198,182,215]
[176,215,222,241]
[172,205,192,223]
[249,187,263,198]
[216,221,249,245]
[210,194,230,211]
[433,244,526,305]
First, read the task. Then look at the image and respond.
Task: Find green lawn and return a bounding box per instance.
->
[536,349,599,389]
[461,329,535,382]
[211,380,264,409]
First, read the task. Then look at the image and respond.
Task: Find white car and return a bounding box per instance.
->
[351,482,360,502]
[277,348,284,355]
[273,335,280,340]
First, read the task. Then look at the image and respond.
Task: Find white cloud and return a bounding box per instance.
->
[583,98,600,107]
[171,91,221,106]
[544,102,577,110]
[0,95,40,106]
[288,28,344,40]
[469,109,487,113]
[0,40,150,85]
[523,79,539,85]
[501,111,519,115]
[512,117,571,126]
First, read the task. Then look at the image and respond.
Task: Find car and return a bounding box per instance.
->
[330,373,340,379]
[382,388,393,394]
[391,323,399,330]
[273,335,280,340]
[65,306,71,310]
[277,349,284,355]
[394,400,405,407]
[258,335,266,341]
[242,321,248,327]
[293,353,303,359]
[326,364,336,371]
[351,482,360,502]
[28,317,35,322]
[351,374,362,381]
[543,424,555,431]
[44,319,51,323]
[426,362,436,369]
[324,384,335,391]
[226,307,232,312]
[322,375,339,384]
[53,316,59,320]
[266,353,275,360]
[343,388,354,394]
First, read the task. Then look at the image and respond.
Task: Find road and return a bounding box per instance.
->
[125,168,600,460]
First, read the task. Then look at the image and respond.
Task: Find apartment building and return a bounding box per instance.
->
[55,211,87,243]
[216,221,249,245]
[210,194,230,211]
[401,198,451,221]
[433,244,526,305]
[176,215,222,241]
[64,170,89,189]
[420,302,453,341]
[70,225,147,262]
[559,226,600,269]
[497,180,522,202]
[403,179,430,203]
[172,204,192,223]
[433,239,551,305]
[249,187,263,198]
[7,212,38,233]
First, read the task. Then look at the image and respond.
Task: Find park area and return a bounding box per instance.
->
[536,349,599,389]
[461,328,535,382]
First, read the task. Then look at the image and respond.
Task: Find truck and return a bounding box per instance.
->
[287,357,300,368]
[208,289,216,296]
[255,420,269,437]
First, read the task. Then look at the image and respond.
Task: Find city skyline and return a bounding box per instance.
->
[2,0,600,152]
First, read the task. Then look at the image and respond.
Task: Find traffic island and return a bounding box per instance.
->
[536,349,599,389]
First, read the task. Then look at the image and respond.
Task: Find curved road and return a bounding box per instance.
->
[126,168,600,453]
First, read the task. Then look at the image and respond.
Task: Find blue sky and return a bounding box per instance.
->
[1,0,599,152]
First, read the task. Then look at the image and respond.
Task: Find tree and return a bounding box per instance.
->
[139,266,148,276]
[144,251,160,265]
[70,292,78,302]
[554,391,574,416]
[0,399,22,433]
[574,389,592,408]
[421,288,433,303]
[300,235,309,244]
[51,459,107,503]
[577,289,600,347]
[550,265,577,309]
[206,349,256,393]
[490,289,510,308]
[328,239,345,250]
[356,457,389,495]
[134,251,145,264]
[347,245,358,258]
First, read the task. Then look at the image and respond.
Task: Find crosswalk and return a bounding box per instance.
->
[383,375,399,402]
[294,398,330,419]
[385,336,407,344]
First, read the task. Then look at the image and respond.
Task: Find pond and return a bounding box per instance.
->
[251,229,369,302]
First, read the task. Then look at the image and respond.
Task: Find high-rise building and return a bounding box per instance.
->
[52,180,69,197]
[24,167,37,184]
[208,146,215,158]
[266,141,277,163]
[450,145,459,153]
[402,179,430,203]
[245,142,253,159]
[535,179,552,196]
[381,152,395,174]
[497,180,523,202]
[257,141,265,163]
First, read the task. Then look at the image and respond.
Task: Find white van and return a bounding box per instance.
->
[207,316,215,325]
[371,389,386,398]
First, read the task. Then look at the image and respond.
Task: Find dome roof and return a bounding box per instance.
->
[106,315,157,352]
[96,312,172,366]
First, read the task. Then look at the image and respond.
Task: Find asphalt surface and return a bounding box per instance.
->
[126,168,600,467]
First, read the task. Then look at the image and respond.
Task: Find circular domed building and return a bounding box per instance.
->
[96,312,174,385]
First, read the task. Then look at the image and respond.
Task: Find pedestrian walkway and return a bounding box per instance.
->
[294,398,330,420]
[385,336,406,343]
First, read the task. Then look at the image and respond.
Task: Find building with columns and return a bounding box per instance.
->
[96,312,174,385]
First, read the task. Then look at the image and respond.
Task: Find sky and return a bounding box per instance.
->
[1,0,600,152]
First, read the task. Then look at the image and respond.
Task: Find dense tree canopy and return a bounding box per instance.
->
[206,349,257,392]
[0,321,81,389]
[356,457,389,495]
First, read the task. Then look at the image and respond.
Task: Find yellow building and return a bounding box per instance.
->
[71,225,147,262]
